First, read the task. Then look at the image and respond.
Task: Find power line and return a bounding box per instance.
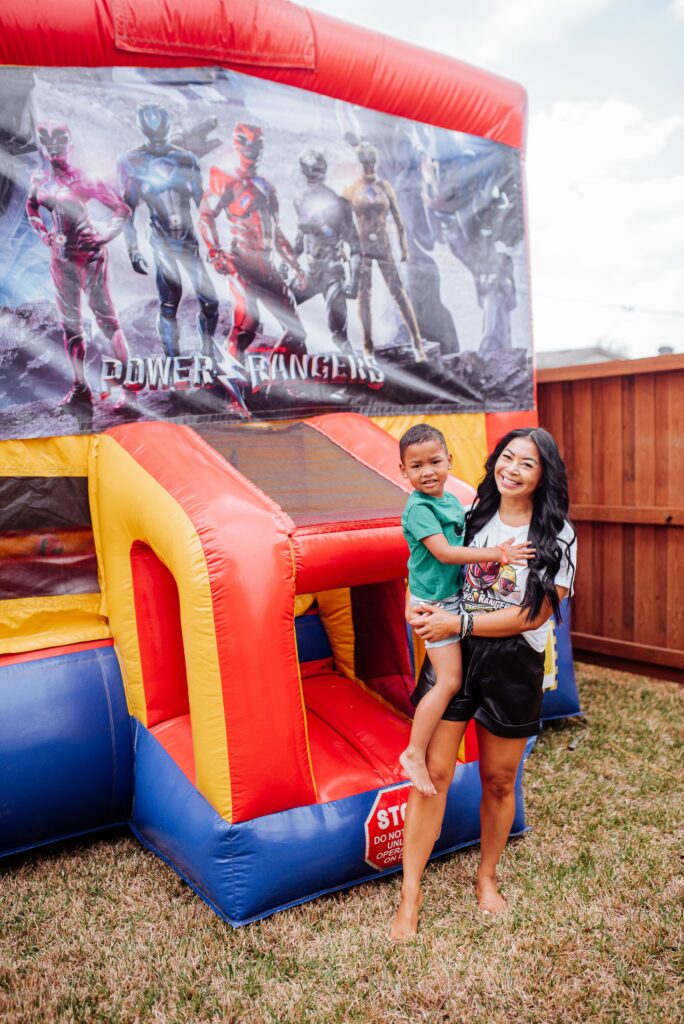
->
[534,293,684,317]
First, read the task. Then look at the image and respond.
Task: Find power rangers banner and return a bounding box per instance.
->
[0,67,533,438]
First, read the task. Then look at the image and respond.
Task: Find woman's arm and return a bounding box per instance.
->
[410,586,569,643]
[421,533,534,567]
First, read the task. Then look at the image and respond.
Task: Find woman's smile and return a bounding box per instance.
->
[494,436,543,502]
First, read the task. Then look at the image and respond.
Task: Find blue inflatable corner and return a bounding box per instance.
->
[130,720,527,925]
[0,645,133,857]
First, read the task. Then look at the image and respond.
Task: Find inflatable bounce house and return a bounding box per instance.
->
[0,0,580,924]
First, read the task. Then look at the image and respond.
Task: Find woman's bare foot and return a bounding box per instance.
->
[399,750,437,797]
[390,890,424,941]
[476,870,507,915]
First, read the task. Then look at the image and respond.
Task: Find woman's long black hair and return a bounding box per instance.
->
[464,427,576,621]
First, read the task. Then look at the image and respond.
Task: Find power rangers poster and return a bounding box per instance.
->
[0,67,533,438]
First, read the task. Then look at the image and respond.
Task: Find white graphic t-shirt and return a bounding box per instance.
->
[461,511,577,652]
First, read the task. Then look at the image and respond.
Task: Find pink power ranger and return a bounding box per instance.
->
[26,122,134,410]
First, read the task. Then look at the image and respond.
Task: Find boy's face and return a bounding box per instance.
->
[400,439,452,497]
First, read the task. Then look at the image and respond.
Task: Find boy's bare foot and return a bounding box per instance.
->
[476,870,507,915]
[390,890,424,941]
[399,750,437,797]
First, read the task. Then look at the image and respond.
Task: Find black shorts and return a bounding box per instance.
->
[412,634,545,739]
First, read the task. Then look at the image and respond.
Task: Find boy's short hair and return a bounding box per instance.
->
[399,423,448,461]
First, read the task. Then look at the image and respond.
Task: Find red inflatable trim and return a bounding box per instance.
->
[308,413,477,507]
[0,0,526,148]
[151,714,196,785]
[485,410,539,454]
[111,0,316,70]
[0,638,113,666]
[293,524,407,594]
[130,542,190,728]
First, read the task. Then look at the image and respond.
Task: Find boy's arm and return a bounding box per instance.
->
[421,533,534,566]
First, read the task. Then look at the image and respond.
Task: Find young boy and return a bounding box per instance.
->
[398,423,534,796]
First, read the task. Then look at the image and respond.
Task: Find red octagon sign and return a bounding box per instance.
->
[364,783,412,871]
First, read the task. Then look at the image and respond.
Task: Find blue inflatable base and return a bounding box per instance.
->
[541,600,581,721]
[131,720,527,926]
[2,822,131,861]
[0,645,134,858]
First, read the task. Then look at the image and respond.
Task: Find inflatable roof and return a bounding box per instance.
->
[0,0,527,149]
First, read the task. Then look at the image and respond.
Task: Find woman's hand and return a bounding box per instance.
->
[409,604,461,643]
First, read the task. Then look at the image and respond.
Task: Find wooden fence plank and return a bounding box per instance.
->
[602,524,623,642]
[537,352,684,382]
[571,632,684,670]
[594,376,623,505]
[668,373,684,506]
[654,373,670,508]
[634,374,656,506]
[667,527,684,653]
[571,506,684,525]
[572,381,594,505]
[622,524,635,640]
[572,523,592,635]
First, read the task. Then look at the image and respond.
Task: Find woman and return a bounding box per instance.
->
[391,427,577,940]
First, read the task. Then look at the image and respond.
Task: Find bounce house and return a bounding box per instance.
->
[0,0,580,924]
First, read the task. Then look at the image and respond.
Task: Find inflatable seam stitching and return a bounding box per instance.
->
[95,646,119,817]
[305,420,410,495]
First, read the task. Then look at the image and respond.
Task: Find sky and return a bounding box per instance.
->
[300,0,684,359]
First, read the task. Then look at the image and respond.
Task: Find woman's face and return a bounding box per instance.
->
[494,436,543,502]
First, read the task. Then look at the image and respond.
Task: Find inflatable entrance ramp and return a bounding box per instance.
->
[90,412,526,924]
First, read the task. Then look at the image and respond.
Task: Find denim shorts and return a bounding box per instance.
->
[410,592,462,649]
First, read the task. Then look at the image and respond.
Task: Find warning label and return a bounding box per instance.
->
[364,783,412,871]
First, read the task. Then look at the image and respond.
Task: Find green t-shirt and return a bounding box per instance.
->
[401,490,466,602]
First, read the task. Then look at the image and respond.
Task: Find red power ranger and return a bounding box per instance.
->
[198,123,306,361]
[26,122,133,409]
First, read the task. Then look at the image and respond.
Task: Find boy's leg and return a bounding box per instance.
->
[400,644,462,796]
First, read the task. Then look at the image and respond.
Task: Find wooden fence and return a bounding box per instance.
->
[537,353,684,682]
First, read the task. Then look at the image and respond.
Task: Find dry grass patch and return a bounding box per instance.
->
[1,665,682,1024]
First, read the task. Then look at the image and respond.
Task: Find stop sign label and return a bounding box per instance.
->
[364,783,412,870]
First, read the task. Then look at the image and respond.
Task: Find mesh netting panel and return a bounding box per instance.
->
[194,423,406,526]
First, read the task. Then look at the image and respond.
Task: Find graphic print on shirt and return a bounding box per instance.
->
[542,619,558,691]
[461,538,523,613]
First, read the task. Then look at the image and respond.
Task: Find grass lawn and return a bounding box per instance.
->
[1,665,682,1024]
